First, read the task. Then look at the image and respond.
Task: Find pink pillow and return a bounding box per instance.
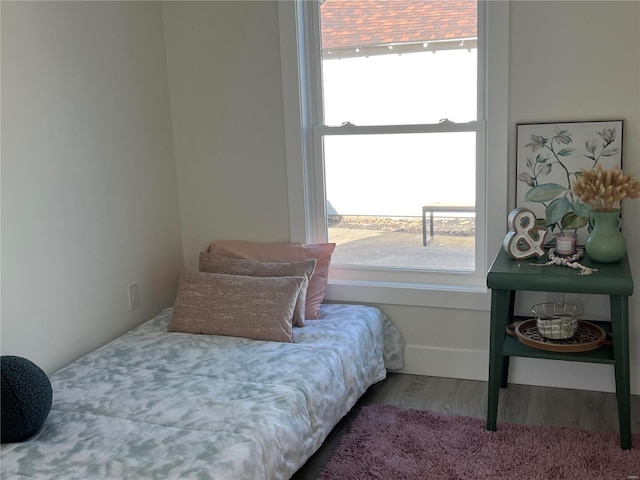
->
[169,271,303,343]
[207,241,335,319]
[199,253,316,327]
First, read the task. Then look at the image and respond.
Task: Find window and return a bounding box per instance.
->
[278,1,509,309]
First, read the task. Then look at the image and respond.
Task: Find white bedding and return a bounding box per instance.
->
[1,304,404,479]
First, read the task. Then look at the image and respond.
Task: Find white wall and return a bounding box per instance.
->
[163,0,639,394]
[1,1,183,374]
[162,1,291,269]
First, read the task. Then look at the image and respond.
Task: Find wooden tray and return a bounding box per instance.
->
[506,319,608,352]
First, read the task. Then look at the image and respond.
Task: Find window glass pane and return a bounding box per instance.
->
[320,0,477,126]
[325,132,476,271]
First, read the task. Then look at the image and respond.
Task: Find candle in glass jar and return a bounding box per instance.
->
[556,232,577,256]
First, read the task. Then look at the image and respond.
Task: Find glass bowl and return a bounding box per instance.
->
[531,302,584,340]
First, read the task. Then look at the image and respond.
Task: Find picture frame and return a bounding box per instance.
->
[515,120,623,246]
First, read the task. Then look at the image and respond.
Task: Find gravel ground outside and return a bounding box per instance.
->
[327,215,475,271]
[328,215,475,237]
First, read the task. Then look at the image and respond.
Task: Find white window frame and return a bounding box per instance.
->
[278,0,509,311]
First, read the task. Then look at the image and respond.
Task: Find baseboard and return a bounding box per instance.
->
[400,345,489,381]
[399,345,639,395]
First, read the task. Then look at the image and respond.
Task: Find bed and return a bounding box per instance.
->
[1,303,404,480]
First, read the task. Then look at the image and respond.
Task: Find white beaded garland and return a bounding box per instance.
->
[530,247,598,276]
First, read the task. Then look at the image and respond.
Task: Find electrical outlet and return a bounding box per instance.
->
[546,292,564,304]
[128,282,141,310]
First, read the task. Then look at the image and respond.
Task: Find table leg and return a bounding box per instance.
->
[430,210,435,239]
[422,208,427,246]
[500,357,510,389]
[500,291,516,388]
[487,288,511,431]
[610,295,631,450]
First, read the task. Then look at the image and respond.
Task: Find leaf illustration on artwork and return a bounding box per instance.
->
[557,148,574,157]
[525,183,566,202]
[545,197,570,225]
[600,146,620,157]
[561,211,588,229]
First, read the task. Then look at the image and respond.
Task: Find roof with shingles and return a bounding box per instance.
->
[321,0,477,49]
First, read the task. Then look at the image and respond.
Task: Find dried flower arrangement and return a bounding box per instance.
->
[570,165,640,212]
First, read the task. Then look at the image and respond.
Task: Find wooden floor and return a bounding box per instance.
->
[292,373,640,479]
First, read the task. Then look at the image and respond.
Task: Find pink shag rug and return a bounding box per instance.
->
[318,404,640,480]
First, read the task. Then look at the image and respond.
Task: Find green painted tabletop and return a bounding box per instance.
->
[487,248,634,296]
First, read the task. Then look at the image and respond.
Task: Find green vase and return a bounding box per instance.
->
[585,210,626,263]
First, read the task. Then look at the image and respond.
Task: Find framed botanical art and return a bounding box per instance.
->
[516,120,623,246]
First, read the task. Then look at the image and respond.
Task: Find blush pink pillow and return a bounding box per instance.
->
[207,241,335,319]
[199,253,316,327]
[168,271,303,343]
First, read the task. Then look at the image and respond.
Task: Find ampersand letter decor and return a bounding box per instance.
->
[503,207,547,260]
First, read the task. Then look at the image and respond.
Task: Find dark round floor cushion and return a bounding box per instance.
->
[1,356,53,443]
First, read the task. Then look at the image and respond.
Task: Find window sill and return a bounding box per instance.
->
[324,279,491,310]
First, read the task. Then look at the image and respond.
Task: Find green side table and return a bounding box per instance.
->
[486,248,634,449]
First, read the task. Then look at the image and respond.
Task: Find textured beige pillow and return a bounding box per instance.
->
[206,241,335,319]
[199,253,316,327]
[168,271,304,343]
